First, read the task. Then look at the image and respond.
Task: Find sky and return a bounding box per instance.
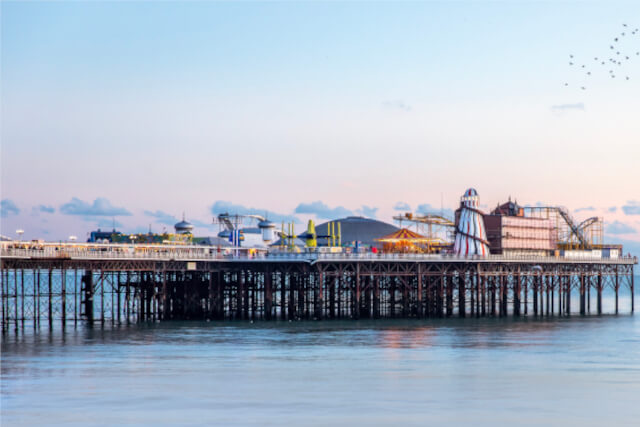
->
[1,1,639,253]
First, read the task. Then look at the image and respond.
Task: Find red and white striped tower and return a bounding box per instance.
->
[453,188,490,256]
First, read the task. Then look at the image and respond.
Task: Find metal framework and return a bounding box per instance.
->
[524,206,604,250]
[392,213,455,251]
[1,255,635,330]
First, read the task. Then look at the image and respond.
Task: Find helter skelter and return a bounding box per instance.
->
[453,188,490,256]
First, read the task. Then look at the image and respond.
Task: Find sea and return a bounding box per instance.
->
[2,282,639,426]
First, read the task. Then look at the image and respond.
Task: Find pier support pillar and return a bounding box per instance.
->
[458,275,466,318]
[329,277,336,319]
[513,273,521,317]
[315,272,324,319]
[481,274,486,316]
[446,275,453,317]
[354,266,361,320]
[82,271,94,323]
[615,268,619,314]
[288,274,296,320]
[417,269,423,318]
[597,271,602,315]
[631,272,634,314]
[373,276,380,319]
[264,268,272,320]
[490,277,496,317]
[243,272,250,320]
[401,277,409,318]
[580,273,586,315]
[437,275,444,318]
[533,275,538,316]
[587,276,591,313]
[566,275,571,316]
[61,268,66,325]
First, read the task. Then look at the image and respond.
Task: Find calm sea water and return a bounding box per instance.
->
[2,286,639,426]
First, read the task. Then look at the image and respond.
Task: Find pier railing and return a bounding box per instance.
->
[1,243,636,264]
[267,252,638,264]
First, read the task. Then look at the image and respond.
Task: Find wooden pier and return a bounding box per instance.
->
[1,246,636,329]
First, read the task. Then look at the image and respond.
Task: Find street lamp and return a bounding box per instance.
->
[69,235,77,243]
[16,229,24,241]
[130,235,137,245]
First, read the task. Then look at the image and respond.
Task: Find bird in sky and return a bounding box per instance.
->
[564,24,638,90]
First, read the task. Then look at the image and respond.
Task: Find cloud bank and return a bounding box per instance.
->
[60,198,132,216]
[294,201,353,220]
[606,221,637,235]
[551,102,585,112]
[382,100,412,112]
[417,203,454,218]
[144,210,179,225]
[575,206,595,213]
[1,199,20,218]
[33,205,55,214]
[211,201,298,223]
[622,201,640,215]
[356,205,378,218]
[394,202,411,211]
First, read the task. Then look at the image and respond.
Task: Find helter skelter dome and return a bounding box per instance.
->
[453,188,490,256]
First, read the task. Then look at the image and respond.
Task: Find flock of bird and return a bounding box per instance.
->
[566,23,640,90]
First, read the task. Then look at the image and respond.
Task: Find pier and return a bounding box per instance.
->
[0,243,636,329]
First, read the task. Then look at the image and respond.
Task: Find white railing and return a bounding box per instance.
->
[0,242,246,261]
[0,247,224,260]
[264,252,637,264]
[1,244,636,264]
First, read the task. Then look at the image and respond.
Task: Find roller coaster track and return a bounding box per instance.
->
[557,207,598,249]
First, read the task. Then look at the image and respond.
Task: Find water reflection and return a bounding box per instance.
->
[2,293,639,427]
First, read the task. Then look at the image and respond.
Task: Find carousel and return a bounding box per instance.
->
[375,228,432,253]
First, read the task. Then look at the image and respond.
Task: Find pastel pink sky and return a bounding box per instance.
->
[1,2,639,252]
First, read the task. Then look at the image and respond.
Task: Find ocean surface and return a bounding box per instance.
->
[2,286,639,426]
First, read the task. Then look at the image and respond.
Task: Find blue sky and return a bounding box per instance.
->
[1,1,639,252]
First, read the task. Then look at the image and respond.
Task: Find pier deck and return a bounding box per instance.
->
[1,243,636,329]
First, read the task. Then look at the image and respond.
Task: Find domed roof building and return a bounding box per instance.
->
[174,214,194,235]
[314,216,399,247]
